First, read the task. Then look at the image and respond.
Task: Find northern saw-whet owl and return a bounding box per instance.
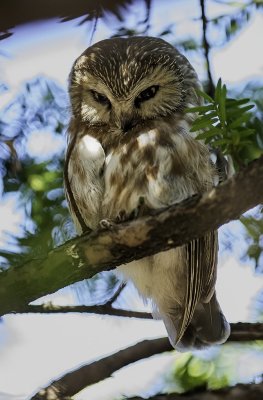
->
[64,36,230,350]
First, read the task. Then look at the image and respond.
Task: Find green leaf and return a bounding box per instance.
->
[215,78,222,105]
[212,138,232,146]
[239,104,255,112]
[238,129,255,137]
[229,113,252,128]
[185,104,215,113]
[219,84,227,125]
[196,129,221,140]
[192,112,218,122]
[227,108,249,119]
[195,88,214,103]
[226,98,250,107]
[190,117,218,131]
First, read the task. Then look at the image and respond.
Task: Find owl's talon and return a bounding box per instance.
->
[116,210,127,222]
[130,197,147,219]
[99,219,116,230]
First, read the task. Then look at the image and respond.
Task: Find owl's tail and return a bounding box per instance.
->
[161,292,230,351]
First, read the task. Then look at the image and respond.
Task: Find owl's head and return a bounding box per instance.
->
[69,37,200,132]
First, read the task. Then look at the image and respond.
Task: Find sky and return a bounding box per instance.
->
[0,1,263,399]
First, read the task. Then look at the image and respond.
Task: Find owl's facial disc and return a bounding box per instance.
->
[70,37,190,128]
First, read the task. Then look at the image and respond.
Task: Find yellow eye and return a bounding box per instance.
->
[135,85,159,107]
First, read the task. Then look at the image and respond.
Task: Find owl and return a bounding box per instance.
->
[64,36,230,350]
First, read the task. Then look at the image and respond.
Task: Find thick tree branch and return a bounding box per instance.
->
[31,338,171,399]
[0,156,263,316]
[31,325,263,400]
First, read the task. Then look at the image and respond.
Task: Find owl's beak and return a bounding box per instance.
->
[120,117,137,133]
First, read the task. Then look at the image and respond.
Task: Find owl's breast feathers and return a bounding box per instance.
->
[102,118,215,220]
[65,117,215,227]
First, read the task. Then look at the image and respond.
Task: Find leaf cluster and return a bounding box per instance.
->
[169,351,232,393]
[186,78,262,168]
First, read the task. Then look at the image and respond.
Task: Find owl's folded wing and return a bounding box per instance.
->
[64,131,105,233]
[176,230,218,344]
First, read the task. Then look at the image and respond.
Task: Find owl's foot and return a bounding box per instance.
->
[130,197,152,219]
[116,209,139,223]
[99,219,116,230]
[116,210,128,223]
[116,197,151,222]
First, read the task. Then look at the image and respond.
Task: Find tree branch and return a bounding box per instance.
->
[200,0,215,97]
[126,383,263,400]
[31,338,171,399]
[105,282,126,305]
[13,300,263,341]
[1,156,263,316]
[10,300,263,340]
[13,303,263,339]
[30,324,263,399]
[20,303,152,319]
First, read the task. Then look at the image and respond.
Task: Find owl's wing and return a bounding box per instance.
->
[64,129,105,233]
[175,230,218,344]
[64,134,90,233]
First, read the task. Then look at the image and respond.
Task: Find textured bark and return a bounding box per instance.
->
[0,156,263,316]
[31,328,263,399]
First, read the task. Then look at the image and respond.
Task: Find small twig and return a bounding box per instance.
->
[143,0,152,33]
[12,303,263,341]
[104,282,126,306]
[13,303,263,341]
[19,303,151,319]
[200,0,215,97]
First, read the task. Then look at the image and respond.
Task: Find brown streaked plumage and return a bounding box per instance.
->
[64,36,230,350]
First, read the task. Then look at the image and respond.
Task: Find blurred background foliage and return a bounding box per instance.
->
[0,0,263,397]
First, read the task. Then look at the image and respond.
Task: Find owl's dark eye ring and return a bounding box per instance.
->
[135,85,159,108]
[91,90,111,107]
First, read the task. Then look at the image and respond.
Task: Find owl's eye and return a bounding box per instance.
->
[91,90,111,107]
[135,85,159,108]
